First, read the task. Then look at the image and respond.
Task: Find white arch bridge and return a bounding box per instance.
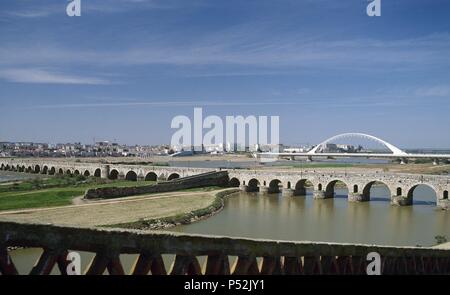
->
[259,133,450,162]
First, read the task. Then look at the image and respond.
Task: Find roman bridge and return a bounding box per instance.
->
[228,170,450,208]
[1,159,449,209]
[0,159,211,182]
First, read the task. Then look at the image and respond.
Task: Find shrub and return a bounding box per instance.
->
[435,235,447,245]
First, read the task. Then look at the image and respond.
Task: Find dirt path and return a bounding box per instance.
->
[0,190,222,227]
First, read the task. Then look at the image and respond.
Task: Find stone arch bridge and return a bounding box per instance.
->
[1,159,449,209]
[0,159,207,183]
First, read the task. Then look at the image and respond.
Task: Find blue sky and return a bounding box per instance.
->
[0,0,449,148]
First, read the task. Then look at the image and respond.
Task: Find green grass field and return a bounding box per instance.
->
[0,175,224,211]
[0,176,156,211]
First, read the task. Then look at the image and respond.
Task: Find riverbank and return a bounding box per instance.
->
[0,174,157,211]
[0,188,236,227]
[0,170,47,183]
[107,188,240,230]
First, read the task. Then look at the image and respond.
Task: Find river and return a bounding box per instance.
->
[0,170,45,183]
[170,185,449,247]
[7,182,450,274]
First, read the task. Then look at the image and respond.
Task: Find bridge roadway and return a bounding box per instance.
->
[1,158,449,209]
[259,152,450,161]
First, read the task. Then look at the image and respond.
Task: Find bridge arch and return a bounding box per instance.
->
[294,179,314,196]
[444,191,449,200]
[229,177,240,187]
[42,166,48,174]
[125,171,138,181]
[325,180,349,198]
[268,179,282,193]
[0,164,4,170]
[49,167,56,175]
[34,165,41,174]
[247,178,260,192]
[74,170,80,176]
[109,169,119,180]
[66,169,72,176]
[167,173,180,181]
[94,169,101,178]
[308,133,407,156]
[58,168,64,175]
[83,170,91,177]
[362,181,391,201]
[407,184,437,205]
[145,172,157,181]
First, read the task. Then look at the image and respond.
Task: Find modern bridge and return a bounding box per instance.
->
[1,158,449,209]
[258,133,450,163]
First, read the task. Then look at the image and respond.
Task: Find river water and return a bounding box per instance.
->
[6,176,450,274]
[0,171,43,183]
[170,185,449,247]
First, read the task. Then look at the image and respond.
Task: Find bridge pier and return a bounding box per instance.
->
[239,185,248,192]
[259,186,269,194]
[348,193,370,202]
[282,188,294,197]
[101,165,110,179]
[391,195,412,206]
[437,199,450,210]
[313,190,330,199]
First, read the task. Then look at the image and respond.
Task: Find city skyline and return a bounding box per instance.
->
[1,0,450,148]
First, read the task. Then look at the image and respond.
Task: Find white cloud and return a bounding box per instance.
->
[1,32,449,73]
[6,11,52,18]
[415,85,450,97]
[0,68,111,85]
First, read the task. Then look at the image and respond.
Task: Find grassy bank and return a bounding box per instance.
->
[0,175,156,211]
[0,174,226,211]
[108,189,240,230]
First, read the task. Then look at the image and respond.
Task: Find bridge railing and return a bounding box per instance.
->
[1,221,449,275]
